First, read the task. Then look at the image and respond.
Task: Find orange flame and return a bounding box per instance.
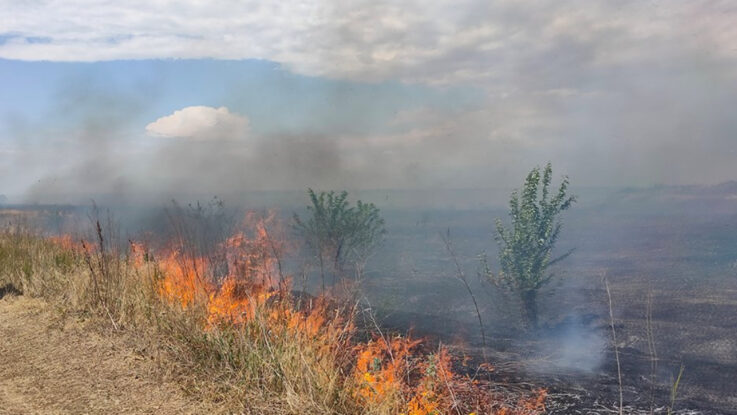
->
[353,336,418,403]
[405,348,455,415]
[48,234,86,253]
[157,250,211,308]
[155,212,286,327]
[128,241,149,267]
[105,212,548,414]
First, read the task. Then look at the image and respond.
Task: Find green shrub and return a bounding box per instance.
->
[293,189,385,290]
[483,163,575,328]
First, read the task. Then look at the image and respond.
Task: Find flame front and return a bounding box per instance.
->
[158,250,211,308]
[155,213,281,326]
[130,212,546,414]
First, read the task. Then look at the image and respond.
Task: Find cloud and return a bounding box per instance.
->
[145,106,249,139]
[3,1,737,197]
[0,1,735,85]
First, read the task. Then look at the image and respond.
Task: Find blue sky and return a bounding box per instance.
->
[0,58,483,199]
[0,59,479,136]
[1,1,736,202]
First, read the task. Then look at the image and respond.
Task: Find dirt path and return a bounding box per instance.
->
[0,293,216,415]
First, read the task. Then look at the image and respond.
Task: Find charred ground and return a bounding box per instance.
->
[365,185,737,414]
[2,183,736,413]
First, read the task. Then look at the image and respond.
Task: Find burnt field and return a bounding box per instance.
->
[2,184,737,413]
[365,185,737,414]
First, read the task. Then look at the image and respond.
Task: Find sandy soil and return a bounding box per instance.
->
[0,293,216,415]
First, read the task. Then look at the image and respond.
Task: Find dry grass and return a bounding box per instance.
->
[0,223,547,415]
[0,295,217,414]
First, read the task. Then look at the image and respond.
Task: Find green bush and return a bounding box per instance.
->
[483,163,575,328]
[293,189,385,290]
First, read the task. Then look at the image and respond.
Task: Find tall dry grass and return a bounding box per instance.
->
[0,221,547,415]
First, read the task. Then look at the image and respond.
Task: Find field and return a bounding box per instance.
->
[0,203,546,415]
[367,185,737,413]
[1,183,736,413]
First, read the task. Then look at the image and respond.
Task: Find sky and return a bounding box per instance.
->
[1,0,736,203]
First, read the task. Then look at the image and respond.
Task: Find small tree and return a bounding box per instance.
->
[483,163,575,329]
[293,189,385,290]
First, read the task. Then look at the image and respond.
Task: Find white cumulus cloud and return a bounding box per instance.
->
[145,106,249,140]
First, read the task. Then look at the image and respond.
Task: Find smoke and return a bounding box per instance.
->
[6,88,514,204]
[2,1,737,203]
[147,131,348,193]
[9,63,737,206]
[518,314,608,375]
[15,78,148,204]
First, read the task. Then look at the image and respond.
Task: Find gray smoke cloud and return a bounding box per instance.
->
[2,1,737,204]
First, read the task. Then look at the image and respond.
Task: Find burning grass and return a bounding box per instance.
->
[0,214,547,414]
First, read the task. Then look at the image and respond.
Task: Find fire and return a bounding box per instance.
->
[128,211,547,414]
[154,212,286,327]
[353,336,420,404]
[352,336,467,415]
[48,234,86,253]
[406,349,455,415]
[206,275,275,326]
[128,241,149,267]
[223,212,282,288]
[497,389,547,415]
[205,215,280,325]
[157,250,211,308]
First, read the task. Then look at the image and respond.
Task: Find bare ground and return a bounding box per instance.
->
[0,292,216,415]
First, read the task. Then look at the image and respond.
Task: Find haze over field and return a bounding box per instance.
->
[1,1,736,204]
[3,3,737,413]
